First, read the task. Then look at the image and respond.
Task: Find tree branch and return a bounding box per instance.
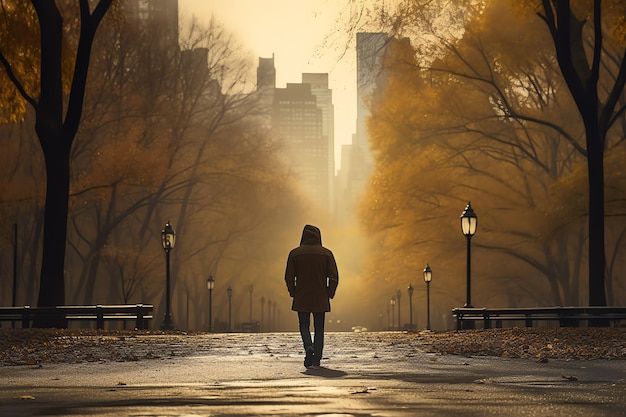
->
[0,49,38,109]
[64,0,113,139]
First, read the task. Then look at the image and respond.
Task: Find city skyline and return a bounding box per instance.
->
[179,0,368,172]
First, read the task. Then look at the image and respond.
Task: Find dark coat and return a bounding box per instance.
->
[284,225,339,313]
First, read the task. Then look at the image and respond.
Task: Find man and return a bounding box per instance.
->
[285,224,339,368]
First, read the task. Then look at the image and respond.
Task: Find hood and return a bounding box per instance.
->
[300,224,322,245]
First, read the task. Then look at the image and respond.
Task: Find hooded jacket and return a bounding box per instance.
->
[284,225,339,312]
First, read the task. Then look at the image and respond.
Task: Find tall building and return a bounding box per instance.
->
[255,57,335,214]
[272,83,330,212]
[256,55,276,122]
[122,0,179,52]
[257,55,277,92]
[336,32,389,224]
[302,73,335,213]
[355,32,388,163]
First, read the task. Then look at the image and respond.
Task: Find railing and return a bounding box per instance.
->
[0,304,153,330]
[452,306,626,330]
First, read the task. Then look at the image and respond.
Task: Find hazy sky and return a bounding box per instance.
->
[179,0,362,171]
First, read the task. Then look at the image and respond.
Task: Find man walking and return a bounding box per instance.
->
[285,225,339,368]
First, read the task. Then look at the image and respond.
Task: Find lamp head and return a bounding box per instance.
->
[423,264,432,283]
[161,221,176,250]
[207,275,215,290]
[460,202,477,237]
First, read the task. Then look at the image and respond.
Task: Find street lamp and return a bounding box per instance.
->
[260,296,265,332]
[227,285,233,332]
[386,303,390,330]
[423,264,432,330]
[407,284,414,332]
[390,297,396,330]
[460,202,477,308]
[248,285,254,323]
[396,289,402,330]
[160,221,176,330]
[207,275,215,332]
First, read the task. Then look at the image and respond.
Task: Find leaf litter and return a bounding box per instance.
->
[0,327,625,366]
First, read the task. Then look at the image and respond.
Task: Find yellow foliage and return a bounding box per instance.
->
[0,1,79,123]
[359,0,626,308]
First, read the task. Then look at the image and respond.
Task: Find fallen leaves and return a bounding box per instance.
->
[0,329,199,366]
[1,327,625,366]
[420,327,626,360]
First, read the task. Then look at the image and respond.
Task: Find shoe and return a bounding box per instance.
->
[304,346,314,368]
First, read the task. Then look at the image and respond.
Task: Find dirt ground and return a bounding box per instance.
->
[1,327,625,366]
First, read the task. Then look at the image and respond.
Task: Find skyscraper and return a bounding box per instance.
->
[272,83,329,212]
[122,0,179,52]
[336,32,389,224]
[302,73,335,213]
[255,56,335,214]
[355,32,388,161]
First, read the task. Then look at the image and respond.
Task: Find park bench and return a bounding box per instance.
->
[0,304,153,330]
[452,306,626,330]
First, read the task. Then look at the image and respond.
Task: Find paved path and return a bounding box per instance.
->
[1,332,625,416]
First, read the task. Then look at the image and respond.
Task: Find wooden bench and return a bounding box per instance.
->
[0,304,153,330]
[452,306,626,330]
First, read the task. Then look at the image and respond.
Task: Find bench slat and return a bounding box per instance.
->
[0,305,153,330]
[452,306,626,329]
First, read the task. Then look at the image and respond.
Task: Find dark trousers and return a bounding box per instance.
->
[298,312,325,361]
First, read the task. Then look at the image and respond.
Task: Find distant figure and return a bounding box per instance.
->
[285,224,339,368]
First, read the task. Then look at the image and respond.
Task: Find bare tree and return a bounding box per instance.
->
[0,1,114,323]
[536,0,626,306]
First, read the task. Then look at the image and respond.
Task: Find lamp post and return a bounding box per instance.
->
[207,275,215,332]
[407,284,414,332]
[396,289,402,330]
[260,296,265,332]
[390,297,396,330]
[248,285,254,323]
[461,202,477,308]
[386,303,390,330]
[160,221,176,330]
[423,264,432,330]
[461,202,477,330]
[227,285,233,332]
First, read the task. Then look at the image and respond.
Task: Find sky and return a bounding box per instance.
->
[179,0,363,171]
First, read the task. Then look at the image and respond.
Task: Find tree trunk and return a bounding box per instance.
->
[35,142,71,326]
[33,2,67,323]
[586,127,607,306]
[29,0,113,326]
[539,1,610,308]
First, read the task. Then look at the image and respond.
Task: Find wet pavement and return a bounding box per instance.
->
[1,332,625,416]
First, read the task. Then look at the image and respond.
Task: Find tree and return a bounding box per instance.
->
[1,5,314,330]
[531,0,626,306]
[359,0,626,314]
[0,1,114,319]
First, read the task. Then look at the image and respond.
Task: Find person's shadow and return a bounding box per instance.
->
[303,366,347,378]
